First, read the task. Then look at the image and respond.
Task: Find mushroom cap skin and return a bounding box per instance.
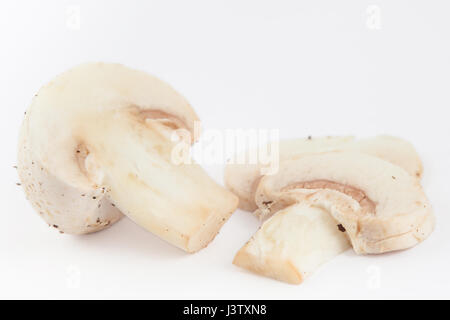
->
[17,63,238,252]
[225,135,423,212]
[233,203,351,284]
[18,117,123,234]
[254,152,434,254]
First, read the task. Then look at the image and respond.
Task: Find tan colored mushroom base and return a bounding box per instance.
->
[233,203,350,284]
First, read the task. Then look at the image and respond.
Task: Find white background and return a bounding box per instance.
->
[1,0,449,299]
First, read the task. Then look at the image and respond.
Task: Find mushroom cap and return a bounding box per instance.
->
[225,135,423,212]
[350,135,423,179]
[254,152,434,254]
[16,63,216,238]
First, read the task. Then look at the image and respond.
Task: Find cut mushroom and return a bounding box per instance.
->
[234,152,434,283]
[255,152,434,253]
[234,203,351,284]
[17,63,238,252]
[225,135,423,211]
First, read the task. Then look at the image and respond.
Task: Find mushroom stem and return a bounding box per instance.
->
[87,109,237,252]
[233,203,351,284]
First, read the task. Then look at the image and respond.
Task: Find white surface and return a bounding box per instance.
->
[1,0,449,299]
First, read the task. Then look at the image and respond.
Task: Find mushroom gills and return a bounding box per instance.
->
[233,203,350,284]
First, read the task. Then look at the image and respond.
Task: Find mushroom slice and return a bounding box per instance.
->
[233,203,351,284]
[17,63,238,252]
[233,152,434,283]
[225,135,423,212]
[255,152,434,254]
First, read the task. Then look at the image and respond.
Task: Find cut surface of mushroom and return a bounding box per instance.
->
[17,63,238,252]
[234,152,434,284]
[255,152,434,254]
[225,136,423,212]
[233,203,351,284]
